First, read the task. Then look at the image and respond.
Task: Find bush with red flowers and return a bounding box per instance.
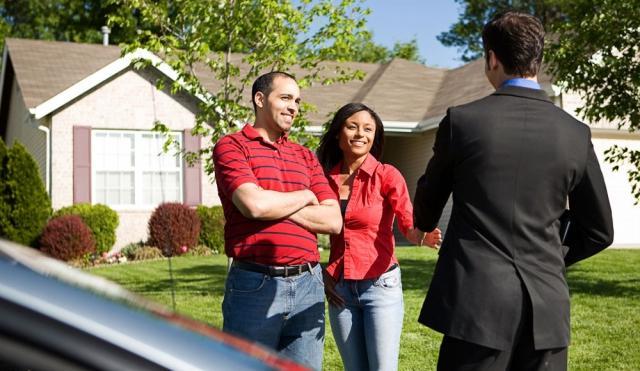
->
[39,215,96,261]
[148,202,200,257]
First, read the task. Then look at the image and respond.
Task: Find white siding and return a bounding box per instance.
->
[562,91,640,247]
[561,91,620,130]
[592,134,640,247]
[4,77,47,183]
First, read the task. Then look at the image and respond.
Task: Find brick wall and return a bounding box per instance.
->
[50,67,220,248]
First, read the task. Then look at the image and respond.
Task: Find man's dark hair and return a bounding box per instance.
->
[317,102,385,172]
[482,10,545,77]
[251,71,297,112]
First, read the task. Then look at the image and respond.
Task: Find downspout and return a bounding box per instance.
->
[37,124,51,195]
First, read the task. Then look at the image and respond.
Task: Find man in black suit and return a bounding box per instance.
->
[413,10,614,371]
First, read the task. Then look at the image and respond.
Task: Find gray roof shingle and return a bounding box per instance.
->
[5,38,122,108]
[3,38,553,124]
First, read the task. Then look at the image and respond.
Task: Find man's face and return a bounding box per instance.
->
[255,76,301,136]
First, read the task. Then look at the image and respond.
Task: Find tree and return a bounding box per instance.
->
[391,38,425,64]
[108,0,373,174]
[545,0,640,202]
[0,0,139,46]
[437,0,563,62]
[441,0,640,202]
[333,31,426,64]
[346,31,391,63]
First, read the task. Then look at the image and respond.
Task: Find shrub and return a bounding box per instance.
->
[196,205,225,254]
[120,241,144,260]
[54,203,119,254]
[67,255,93,269]
[39,215,96,261]
[132,245,164,261]
[0,140,52,246]
[148,202,200,257]
[185,244,213,257]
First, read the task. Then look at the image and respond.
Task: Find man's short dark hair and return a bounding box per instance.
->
[482,10,545,77]
[251,71,297,112]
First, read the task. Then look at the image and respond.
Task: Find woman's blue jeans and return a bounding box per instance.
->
[222,263,325,370]
[329,266,404,371]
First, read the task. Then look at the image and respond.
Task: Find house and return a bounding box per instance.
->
[1,38,638,249]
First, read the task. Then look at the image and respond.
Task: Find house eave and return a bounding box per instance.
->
[30,49,209,120]
[306,116,444,136]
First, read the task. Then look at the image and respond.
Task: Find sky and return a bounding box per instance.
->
[365,0,464,68]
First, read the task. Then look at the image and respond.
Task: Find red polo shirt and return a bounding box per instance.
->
[213,124,336,265]
[325,155,414,280]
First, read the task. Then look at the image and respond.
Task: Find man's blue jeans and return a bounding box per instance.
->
[329,266,404,371]
[222,263,325,370]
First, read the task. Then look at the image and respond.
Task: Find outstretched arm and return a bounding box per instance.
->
[381,164,443,248]
[414,113,454,232]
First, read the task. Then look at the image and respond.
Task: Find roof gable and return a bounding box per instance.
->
[5,38,121,109]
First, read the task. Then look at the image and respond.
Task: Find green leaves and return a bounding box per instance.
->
[0,0,141,45]
[110,0,374,176]
[442,0,640,201]
[604,145,640,204]
[438,0,565,62]
[545,0,640,202]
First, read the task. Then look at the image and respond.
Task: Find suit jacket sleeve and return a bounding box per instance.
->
[563,140,614,266]
[414,111,454,232]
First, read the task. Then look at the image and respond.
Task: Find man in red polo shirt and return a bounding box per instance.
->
[213,71,342,370]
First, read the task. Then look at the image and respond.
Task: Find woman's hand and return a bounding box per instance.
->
[422,228,443,249]
[406,228,426,246]
[323,269,345,308]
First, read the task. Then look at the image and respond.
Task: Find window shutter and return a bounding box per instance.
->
[183,129,202,206]
[73,126,91,204]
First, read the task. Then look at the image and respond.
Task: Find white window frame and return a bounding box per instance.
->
[91,129,183,211]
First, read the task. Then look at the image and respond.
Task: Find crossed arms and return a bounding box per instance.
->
[232,183,342,235]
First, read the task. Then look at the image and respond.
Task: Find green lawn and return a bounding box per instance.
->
[89,248,640,370]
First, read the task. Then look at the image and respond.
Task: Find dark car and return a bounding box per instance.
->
[0,239,307,371]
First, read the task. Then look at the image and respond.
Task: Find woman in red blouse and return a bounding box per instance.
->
[317,103,442,371]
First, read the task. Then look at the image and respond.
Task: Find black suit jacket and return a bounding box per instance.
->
[414,86,614,351]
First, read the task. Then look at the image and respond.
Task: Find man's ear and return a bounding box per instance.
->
[487,50,499,71]
[254,91,265,109]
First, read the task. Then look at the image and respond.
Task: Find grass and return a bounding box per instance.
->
[89,248,640,370]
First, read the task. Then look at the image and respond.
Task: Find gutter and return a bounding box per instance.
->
[305,116,444,136]
[36,124,51,195]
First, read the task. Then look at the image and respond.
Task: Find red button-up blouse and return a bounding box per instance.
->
[325,155,415,280]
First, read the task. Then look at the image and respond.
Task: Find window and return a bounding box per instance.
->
[92,131,182,208]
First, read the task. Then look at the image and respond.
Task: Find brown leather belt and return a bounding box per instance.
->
[233,260,318,277]
[386,263,399,273]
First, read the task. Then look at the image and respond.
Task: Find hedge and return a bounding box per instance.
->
[148,202,200,257]
[54,203,119,254]
[40,215,96,261]
[196,205,225,254]
[0,139,51,246]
